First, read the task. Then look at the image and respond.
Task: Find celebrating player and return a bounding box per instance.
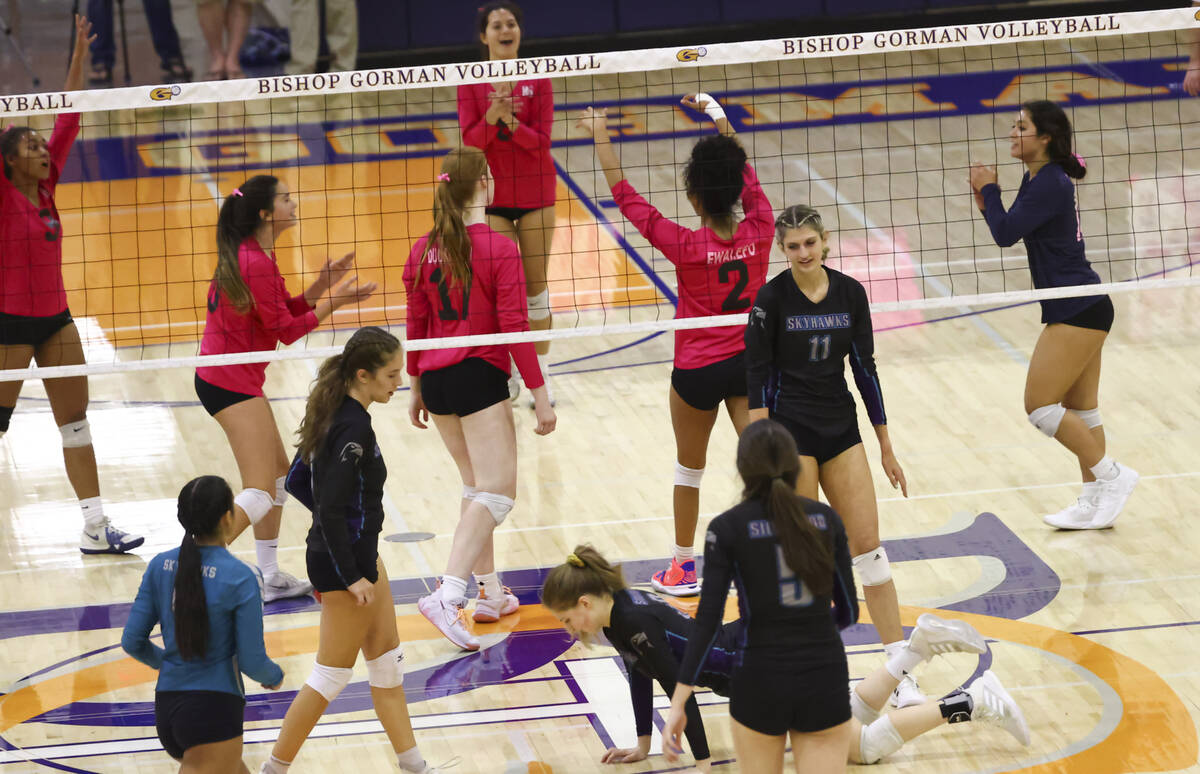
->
[576,93,772,598]
[407,147,556,651]
[196,174,375,601]
[970,101,1138,529]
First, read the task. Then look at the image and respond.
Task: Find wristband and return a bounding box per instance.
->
[693,92,726,122]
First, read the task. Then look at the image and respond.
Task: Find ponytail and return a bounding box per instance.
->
[541,544,626,612]
[421,147,488,290]
[295,326,402,462]
[212,174,279,314]
[174,475,234,661]
[1022,100,1087,180]
[737,420,835,597]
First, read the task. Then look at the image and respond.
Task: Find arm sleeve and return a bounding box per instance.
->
[848,282,886,426]
[403,245,432,377]
[829,510,859,630]
[233,573,284,686]
[46,113,81,190]
[631,615,711,761]
[312,421,371,587]
[246,257,319,345]
[740,163,775,235]
[745,283,778,411]
[611,179,693,265]
[286,293,313,317]
[120,565,165,669]
[490,239,545,389]
[980,175,1061,248]
[629,666,655,738]
[511,80,553,153]
[678,518,734,686]
[458,85,498,149]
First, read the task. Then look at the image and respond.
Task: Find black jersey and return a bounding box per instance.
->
[602,588,740,761]
[305,396,386,587]
[745,267,886,428]
[678,497,857,684]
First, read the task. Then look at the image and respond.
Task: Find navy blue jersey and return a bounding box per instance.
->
[305,396,386,586]
[678,497,857,684]
[980,162,1105,323]
[745,267,885,428]
[602,588,740,760]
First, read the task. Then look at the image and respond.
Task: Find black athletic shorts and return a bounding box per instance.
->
[306,539,379,593]
[486,205,539,222]
[730,655,850,736]
[671,352,748,411]
[155,690,245,760]
[194,374,256,417]
[1059,296,1114,333]
[772,412,862,465]
[0,309,73,347]
[420,357,509,417]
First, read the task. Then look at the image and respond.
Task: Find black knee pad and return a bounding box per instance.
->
[0,405,12,432]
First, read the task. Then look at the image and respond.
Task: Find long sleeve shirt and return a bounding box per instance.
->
[0,113,79,316]
[121,544,282,695]
[745,267,886,427]
[457,80,556,209]
[197,237,318,395]
[980,162,1104,323]
[612,164,773,369]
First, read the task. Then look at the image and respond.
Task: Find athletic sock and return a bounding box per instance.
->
[262,755,292,773]
[673,544,694,566]
[1089,456,1118,482]
[396,745,427,773]
[80,497,105,530]
[475,571,503,600]
[440,574,469,607]
[884,640,923,680]
[256,539,280,579]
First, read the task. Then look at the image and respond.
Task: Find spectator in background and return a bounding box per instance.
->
[1185,0,1200,96]
[196,0,253,80]
[87,0,192,85]
[286,0,357,74]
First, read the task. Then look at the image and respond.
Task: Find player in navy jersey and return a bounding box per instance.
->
[577,94,772,598]
[744,204,918,708]
[261,328,440,774]
[970,100,1138,529]
[122,475,283,771]
[542,546,1028,770]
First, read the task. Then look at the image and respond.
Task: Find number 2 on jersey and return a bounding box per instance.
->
[776,546,814,608]
[807,334,831,362]
[717,259,751,312]
[430,267,469,321]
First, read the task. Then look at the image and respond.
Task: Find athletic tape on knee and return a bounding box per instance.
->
[1071,407,1103,429]
[366,645,406,689]
[305,662,353,702]
[1027,403,1066,437]
[850,686,881,725]
[59,420,91,448]
[461,485,479,501]
[273,475,288,507]
[474,491,515,525]
[234,488,274,526]
[526,289,551,321]
[673,462,704,489]
[0,405,12,432]
[852,546,892,587]
[858,716,904,765]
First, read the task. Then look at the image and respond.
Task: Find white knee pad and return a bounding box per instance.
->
[366,645,406,689]
[850,685,880,725]
[1028,403,1066,438]
[673,462,705,489]
[475,491,515,525]
[59,420,92,448]
[852,546,892,587]
[526,289,551,321]
[273,475,288,507]
[858,716,904,765]
[234,488,274,526]
[305,662,354,702]
[461,485,479,500]
[1071,407,1103,429]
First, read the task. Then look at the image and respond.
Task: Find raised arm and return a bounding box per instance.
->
[576,107,625,191]
[681,92,735,137]
[65,15,94,93]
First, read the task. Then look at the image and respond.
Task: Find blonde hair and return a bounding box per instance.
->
[775,204,831,262]
[422,147,489,289]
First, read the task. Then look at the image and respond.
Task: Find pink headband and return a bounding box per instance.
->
[232,188,243,197]
[437,173,451,182]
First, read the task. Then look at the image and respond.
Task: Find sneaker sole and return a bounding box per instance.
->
[976,671,1031,746]
[1043,513,1105,530]
[915,613,988,654]
[263,586,314,603]
[80,536,145,555]
[650,578,700,597]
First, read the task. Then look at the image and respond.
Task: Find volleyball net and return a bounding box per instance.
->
[0,6,1197,381]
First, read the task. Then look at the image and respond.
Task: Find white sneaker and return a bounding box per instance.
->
[419,592,480,651]
[1043,495,1098,529]
[1089,463,1138,529]
[263,570,314,602]
[908,613,988,658]
[473,583,519,623]
[968,670,1031,746]
[507,375,521,402]
[890,673,926,708]
[79,521,145,555]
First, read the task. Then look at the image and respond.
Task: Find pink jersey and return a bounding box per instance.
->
[0,113,80,317]
[404,223,543,388]
[457,80,556,210]
[612,164,773,369]
[197,238,318,396]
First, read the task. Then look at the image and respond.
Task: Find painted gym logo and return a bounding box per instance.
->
[149,85,182,101]
[676,47,708,62]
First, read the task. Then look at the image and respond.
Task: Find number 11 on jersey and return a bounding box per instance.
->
[808,334,831,362]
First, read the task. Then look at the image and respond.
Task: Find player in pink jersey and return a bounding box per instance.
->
[196,173,375,602]
[0,17,143,555]
[577,93,773,597]
[406,146,556,651]
[458,1,558,403]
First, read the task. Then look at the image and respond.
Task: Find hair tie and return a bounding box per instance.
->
[437,173,451,182]
[1,124,13,135]
[231,188,243,197]
[1072,152,1087,169]
[566,553,584,568]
